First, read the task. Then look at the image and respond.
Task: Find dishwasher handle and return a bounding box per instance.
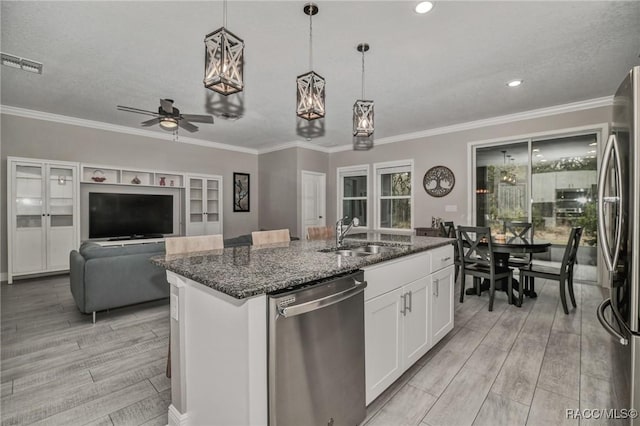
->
[278,279,367,318]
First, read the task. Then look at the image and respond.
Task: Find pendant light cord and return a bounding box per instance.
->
[361,48,366,99]
[223,0,228,28]
[309,10,313,70]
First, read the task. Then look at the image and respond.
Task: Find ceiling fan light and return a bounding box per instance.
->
[353,100,374,137]
[296,71,326,120]
[204,27,244,96]
[159,117,178,130]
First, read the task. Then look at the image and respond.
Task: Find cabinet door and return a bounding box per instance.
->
[365,287,404,405]
[431,265,455,346]
[46,164,77,270]
[204,178,221,235]
[402,276,430,366]
[12,162,46,274]
[186,177,205,235]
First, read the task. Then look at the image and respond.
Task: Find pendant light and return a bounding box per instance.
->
[204,0,244,95]
[353,43,374,137]
[296,3,325,121]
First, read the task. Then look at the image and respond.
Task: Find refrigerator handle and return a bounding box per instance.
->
[610,135,623,271]
[597,298,629,345]
[597,134,617,272]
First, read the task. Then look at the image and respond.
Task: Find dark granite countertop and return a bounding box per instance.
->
[151,232,454,299]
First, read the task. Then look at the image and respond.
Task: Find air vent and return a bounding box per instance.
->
[1,53,43,74]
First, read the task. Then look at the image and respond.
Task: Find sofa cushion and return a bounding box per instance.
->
[80,241,165,259]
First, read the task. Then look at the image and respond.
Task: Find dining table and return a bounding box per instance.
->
[463,239,552,304]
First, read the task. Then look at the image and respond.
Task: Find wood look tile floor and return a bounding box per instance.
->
[1,275,621,426]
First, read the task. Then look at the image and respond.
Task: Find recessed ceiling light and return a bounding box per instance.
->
[540,159,547,162]
[536,154,543,158]
[507,79,523,88]
[588,150,596,154]
[589,142,597,146]
[415,2,434,14]
[532,148,540,152]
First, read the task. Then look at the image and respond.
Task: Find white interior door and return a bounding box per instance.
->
[301,171,326,239]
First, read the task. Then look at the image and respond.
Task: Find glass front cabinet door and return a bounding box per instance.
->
[8,158,79,283]
[185,175,222,236]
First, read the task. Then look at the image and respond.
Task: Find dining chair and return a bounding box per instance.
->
[307,226,335,240]
[164,234,225,378]
[457,226,513,311]
[252,229,291,245]
[519,227,583,314]
[440,221,460,283]
[439,221,455,238]
[503,221,535,289]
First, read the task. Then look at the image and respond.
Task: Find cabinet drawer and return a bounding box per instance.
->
[364,252,431,301]
[430,245,454,273]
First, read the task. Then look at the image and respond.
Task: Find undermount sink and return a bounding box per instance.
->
[321,244,401,257]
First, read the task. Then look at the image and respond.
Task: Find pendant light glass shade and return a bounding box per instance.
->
[203,2,244,96]
[297,71,326,120]
[297,3,325,121]
[353,100,374,137]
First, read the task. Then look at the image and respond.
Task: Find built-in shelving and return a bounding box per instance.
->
[80,164,185,188]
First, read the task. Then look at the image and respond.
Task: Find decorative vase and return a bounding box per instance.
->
[159,177,166,186]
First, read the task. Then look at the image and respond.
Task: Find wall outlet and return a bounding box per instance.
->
[445,205,458,212]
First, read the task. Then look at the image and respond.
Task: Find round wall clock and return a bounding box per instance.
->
[423,166,455,197]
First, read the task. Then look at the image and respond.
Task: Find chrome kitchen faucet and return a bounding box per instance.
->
[336,216,360,247]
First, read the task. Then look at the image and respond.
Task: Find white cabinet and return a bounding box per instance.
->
[364,287,404,403]
[8,158,79,283]
[363,246,455,405]
[186,175,223,236]
[402,277,430,366]
[430,265,455,346]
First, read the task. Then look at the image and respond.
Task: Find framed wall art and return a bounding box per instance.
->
[423,166,455,197]
[233,172,250,212]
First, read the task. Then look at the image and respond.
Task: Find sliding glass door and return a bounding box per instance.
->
[474,132,599,282]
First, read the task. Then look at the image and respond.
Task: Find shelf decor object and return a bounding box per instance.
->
[91,170,106,182]
[204,0,244,95]
[296,3,325,121]
[233,172,250,212]
[423,166,456,197]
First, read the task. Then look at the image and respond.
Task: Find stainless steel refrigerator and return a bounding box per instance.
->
[597,65,640,423]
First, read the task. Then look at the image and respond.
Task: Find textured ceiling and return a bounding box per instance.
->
[1,1,639,150]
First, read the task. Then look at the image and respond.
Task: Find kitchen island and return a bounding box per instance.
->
[152,233,455,426]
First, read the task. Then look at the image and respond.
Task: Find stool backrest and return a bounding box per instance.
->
[252,229,291,245]
[439,221,455,238]
[165,235,224,255]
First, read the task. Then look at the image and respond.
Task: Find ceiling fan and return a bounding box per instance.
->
[117,99,213,133]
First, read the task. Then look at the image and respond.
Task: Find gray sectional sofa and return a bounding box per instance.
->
[69,233,282,322]
[70,242,169,322]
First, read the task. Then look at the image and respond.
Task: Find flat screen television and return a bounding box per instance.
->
[89,193,173,239]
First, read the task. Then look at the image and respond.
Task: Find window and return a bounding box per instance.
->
[375,161,413,230]
[338,165,369,227]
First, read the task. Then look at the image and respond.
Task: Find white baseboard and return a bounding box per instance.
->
[168,404,188,426]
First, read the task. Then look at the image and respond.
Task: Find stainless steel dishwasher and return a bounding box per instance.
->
[268,271,367,426]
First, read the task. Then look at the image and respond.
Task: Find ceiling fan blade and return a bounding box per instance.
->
[117,105,160,117]
[178,120,199,133]
[181,114,214,124]
[160,99,174,115]
[140,117,161,127]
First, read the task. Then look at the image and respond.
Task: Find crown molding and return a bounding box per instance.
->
[257,140,332,155]
[327,96,614,153]
[2,96,613,156]
[0,105,259,155]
